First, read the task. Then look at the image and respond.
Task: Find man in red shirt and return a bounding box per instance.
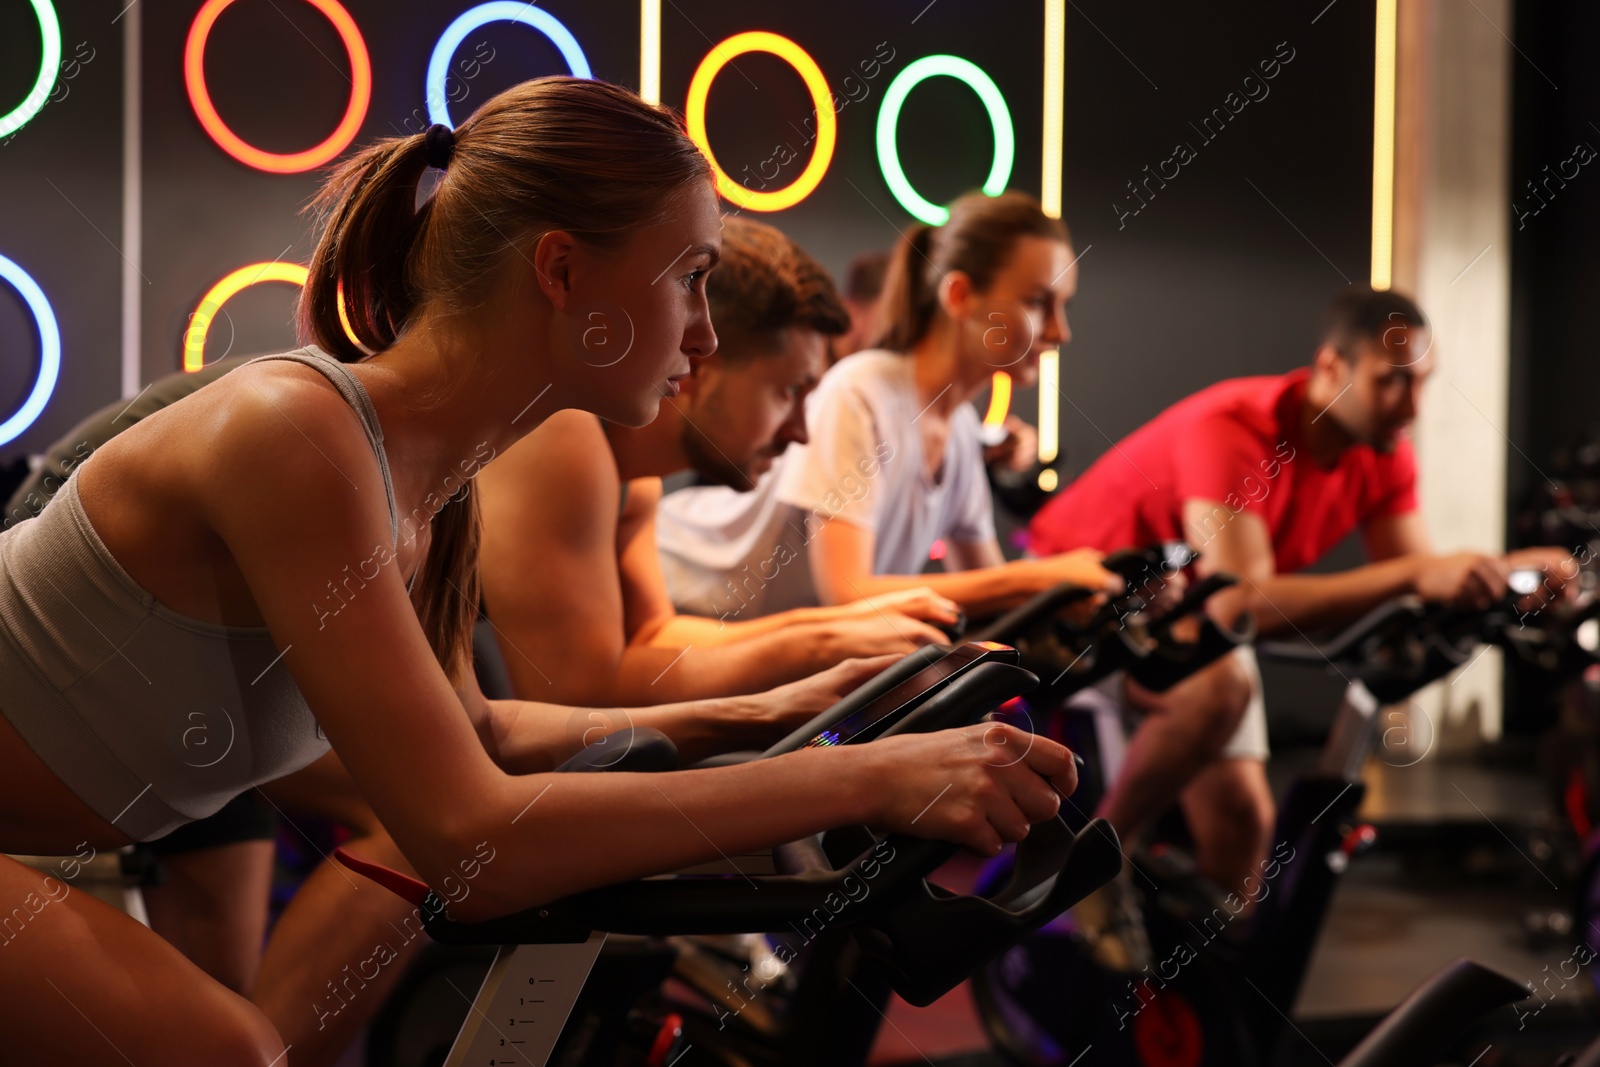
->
[1032,285,1563,935]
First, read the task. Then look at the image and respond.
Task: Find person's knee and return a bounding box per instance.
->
[1208,652,1256,718]
[1167,655,1255,749]
[182,994,286,1067]
[1213,763,1274,845]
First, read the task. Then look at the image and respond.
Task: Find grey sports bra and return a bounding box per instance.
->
[0,347,399,842]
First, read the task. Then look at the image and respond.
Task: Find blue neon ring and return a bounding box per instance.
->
[0,253,61,447]
[426,3,591,128]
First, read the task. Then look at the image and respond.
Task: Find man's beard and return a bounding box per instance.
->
[681,423,763,491]
[1363,422,1406,454]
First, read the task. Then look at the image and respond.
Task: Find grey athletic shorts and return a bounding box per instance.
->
[1064,645,1269,766]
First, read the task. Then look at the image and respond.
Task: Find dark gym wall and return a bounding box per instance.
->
[1507,2,1600,527]
[0,0,125,455]
[1048,0,1372,487]
[661,0,1375,490]
[660,3,1044,292]
[1,0,1372,468]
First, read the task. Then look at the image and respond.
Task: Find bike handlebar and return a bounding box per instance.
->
[1334,958,1527,1067]
[336,644,1122,1008]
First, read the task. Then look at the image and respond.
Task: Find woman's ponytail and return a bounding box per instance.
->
[298,133,433,361]
[872,222,937,353]
[410,488,479,687]
[298,131,485,680]
[870,191,1070,353]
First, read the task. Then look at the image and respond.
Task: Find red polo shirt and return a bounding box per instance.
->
[1028,369,1417,574]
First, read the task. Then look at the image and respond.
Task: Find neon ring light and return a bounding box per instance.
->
[983,371,1012,431]
[877,55,1014,225]
[686,31,837,212]
[0,1,61,140]
[0,253,61,447]
[185,263,367,368]
[184,262,309,372]
[426,3,591,127]
[185,0,371,174]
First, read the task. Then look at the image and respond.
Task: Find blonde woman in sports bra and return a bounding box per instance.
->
[0,78,1079,1062]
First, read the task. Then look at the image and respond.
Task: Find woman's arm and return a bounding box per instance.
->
[467,653,901,772]
[808,520,1117,617]
[208,382,1075,921]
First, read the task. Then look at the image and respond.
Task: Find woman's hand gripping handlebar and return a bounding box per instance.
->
[333,641,1118,1009]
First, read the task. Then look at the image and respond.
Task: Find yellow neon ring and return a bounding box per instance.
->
[686,32,836,212]
[982,371,1012,429]
[185,263,365,369]
[184,262,308,371]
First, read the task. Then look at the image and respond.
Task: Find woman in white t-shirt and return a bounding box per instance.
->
[659,192,1118,618]
[801,191,1266,970]
[786,192,1117,612]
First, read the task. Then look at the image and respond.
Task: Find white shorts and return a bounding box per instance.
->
[1062,646,1268,780]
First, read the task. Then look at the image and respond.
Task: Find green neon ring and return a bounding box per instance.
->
[0,0,62,139]
[876,54,1014,225]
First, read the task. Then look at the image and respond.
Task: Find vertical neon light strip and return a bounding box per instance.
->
[640,0,660,103]
[1371,0,1397,291]
[1042,0,1065,220]
[122,2,141,396]
[1037,0,1065,485]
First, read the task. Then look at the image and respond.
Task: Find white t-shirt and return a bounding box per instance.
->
[657,350,996,619]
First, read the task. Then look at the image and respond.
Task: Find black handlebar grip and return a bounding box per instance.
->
[762,646,946,757]
[1333,959,1528,1067]
[1128,614,1256,693]
[940,610,969,642]
[1147,572,1240,637]
[553,727,680,774]
[877,662,1038,738]
[857,817,1124,1007]
[971,583,1100,644]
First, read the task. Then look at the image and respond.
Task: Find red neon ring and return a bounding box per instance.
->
[185,0,371,174]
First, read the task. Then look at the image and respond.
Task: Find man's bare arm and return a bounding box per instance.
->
[646,588,962,650]
[1363,511,1432,561]
[1186,500,1509,638]
[1188,501,1416,638]
[476,413,698,704]
[618,485,947,691]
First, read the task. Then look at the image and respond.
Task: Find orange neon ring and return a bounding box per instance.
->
[686,32,836,212]
[185,0,371,174]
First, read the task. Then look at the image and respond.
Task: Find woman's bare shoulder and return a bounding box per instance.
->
[153,359,393,542]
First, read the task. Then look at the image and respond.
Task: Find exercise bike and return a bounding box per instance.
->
[973,573,1578,1067]
[642,550,1249,1067]
[352,639,1124,1067]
